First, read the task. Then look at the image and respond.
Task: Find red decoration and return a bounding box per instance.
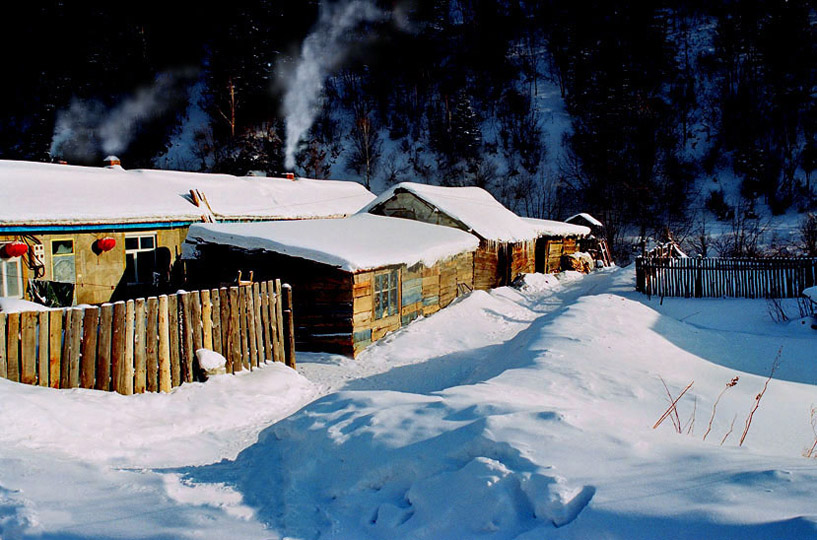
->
[2,241,28,258]
[96,237,116,252]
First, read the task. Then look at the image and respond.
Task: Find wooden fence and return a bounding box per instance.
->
[0,280,295,394]
[635,257,817,299]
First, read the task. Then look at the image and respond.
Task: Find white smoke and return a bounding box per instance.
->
[50,70,195,162]
[281,0,389,171]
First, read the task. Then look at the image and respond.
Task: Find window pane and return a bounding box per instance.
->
[136,250,156,284]
[52,240,73,255]
[389,286,397,316]
[140,236,155,250]
[374,291,382,319]
[125,253,137,283]
[53,254,75,283]
[125,237,139,250]
[4,260,21,297]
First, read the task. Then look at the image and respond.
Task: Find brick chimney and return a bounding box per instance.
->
[103,155,122,169]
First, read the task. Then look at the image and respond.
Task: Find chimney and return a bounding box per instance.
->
[103,155,122,169]
[285,172,296,180]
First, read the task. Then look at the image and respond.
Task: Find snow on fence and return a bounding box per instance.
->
[0,280,295,394]
[635,257,817,299]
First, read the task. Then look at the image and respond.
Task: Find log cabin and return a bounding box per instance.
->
[361,183,588,287]
[0,159,374,306]
[183,214,479,356]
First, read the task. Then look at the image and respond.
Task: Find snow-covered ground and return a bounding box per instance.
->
[2,267,817,539]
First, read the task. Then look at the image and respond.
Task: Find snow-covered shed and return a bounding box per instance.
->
[0,159,374,305]
[565,213,604,236]
[184,214,479,356]
[522,217,591,274]
[361,183,544,289]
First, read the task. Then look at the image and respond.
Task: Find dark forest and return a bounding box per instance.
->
[3,1,816,255]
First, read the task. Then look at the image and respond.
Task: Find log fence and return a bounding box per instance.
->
[636,256,817,299]
[0,280,294,394]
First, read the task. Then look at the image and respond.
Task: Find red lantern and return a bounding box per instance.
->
[2,241,28,258]
[96,237,116,252]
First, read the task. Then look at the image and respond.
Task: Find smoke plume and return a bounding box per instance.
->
[50,70,195,163]
[280,0,389,171]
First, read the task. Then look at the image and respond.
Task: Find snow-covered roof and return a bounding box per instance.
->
[0,160,375,227]
[521,217,590,238]
[565,213,604,227]
[361,182,540,243]
[186,214,480,272]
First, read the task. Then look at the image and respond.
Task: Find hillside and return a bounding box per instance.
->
[2,1,816,260]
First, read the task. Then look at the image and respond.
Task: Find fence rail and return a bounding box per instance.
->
[636,257,817,299]
[0,280,295,394]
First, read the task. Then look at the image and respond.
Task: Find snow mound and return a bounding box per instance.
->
[196,348,227,374]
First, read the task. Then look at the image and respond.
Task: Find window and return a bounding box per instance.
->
[125,234,157,285]
[373,269,399,319]
[1,257,22,298]
[51,239,76,283]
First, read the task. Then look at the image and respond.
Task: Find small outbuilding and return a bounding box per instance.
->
[522,217,591,274]
[184,214,479,356]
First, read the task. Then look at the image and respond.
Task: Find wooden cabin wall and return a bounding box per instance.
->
[563,238,578,256]
[0,228,187,305]
[510,240,535,281]
[351,251,475,357]
[369,191,466,230]
[474,243,500,290]
[352,269,401,355]
[545,239,564,274]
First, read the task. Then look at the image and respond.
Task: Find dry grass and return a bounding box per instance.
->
[739,347,782,447]
[703,376,739,442]
[653,380,694,430]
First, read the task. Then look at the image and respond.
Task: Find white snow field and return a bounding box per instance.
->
[2,267,817,539]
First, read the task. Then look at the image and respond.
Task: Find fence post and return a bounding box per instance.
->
[133,298,147,393]
[168,294,181,387]
[253,283,264,365]
[124,300,136,396]
[180,292,195,383]
[96,304,112,391]
[210,289,222,356]
[37,311,49,387]
[635,257,644,292]
[274,280,285,364]
[146,297,159,392]
[80,306,99,389]
[158,295,171,393]
[282,284,296,369]
[20,311,37,385]
[227,286,240,373]
[68,308,83,389]
[111,301,128,395]
[201,289,213,352]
